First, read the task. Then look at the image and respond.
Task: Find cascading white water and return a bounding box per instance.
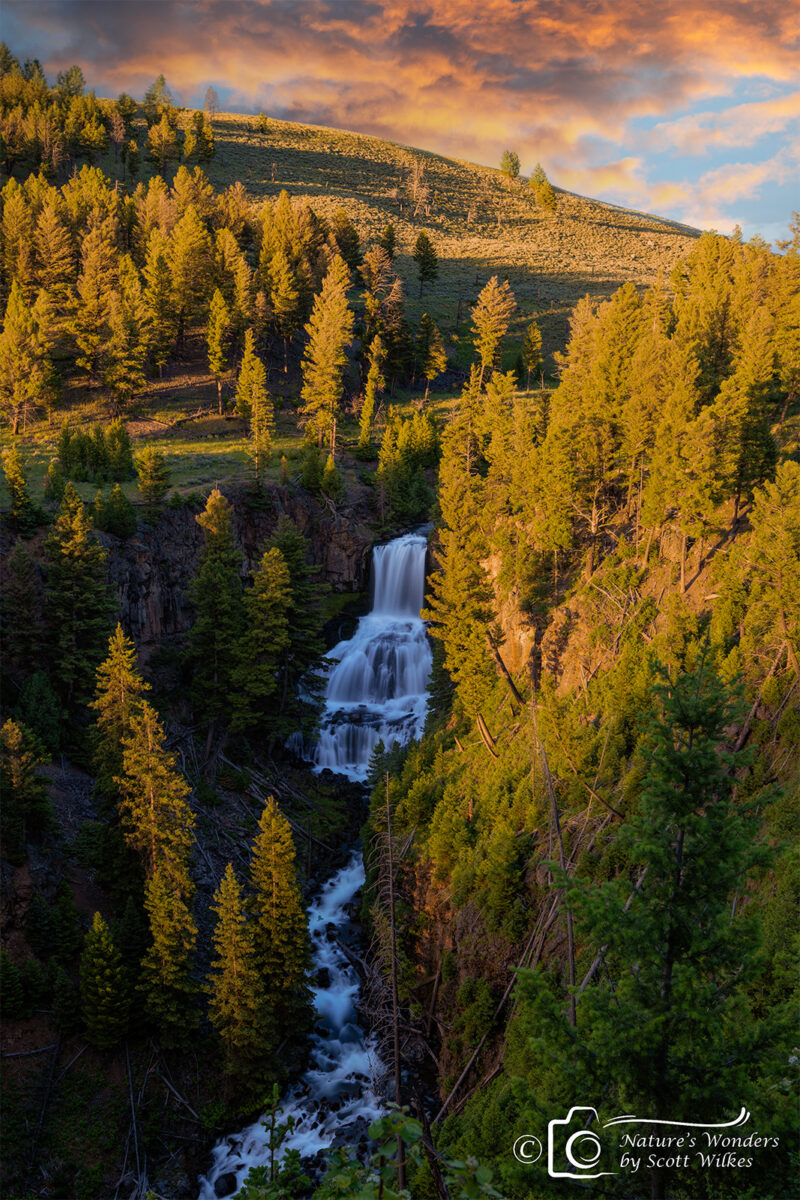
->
[313,534,433,781]
[197,533,431,1199]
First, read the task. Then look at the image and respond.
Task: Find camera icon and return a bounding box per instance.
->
[547,1106,616,1180]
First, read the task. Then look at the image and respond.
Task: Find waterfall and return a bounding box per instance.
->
[198,532,431,1199]
[313,533,433,781]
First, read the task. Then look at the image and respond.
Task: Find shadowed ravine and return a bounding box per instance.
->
[198,533,432,1198]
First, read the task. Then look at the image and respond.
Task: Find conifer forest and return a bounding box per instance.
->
[0,23,798,1200]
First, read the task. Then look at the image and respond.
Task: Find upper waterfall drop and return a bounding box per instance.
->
[313,532,432,781]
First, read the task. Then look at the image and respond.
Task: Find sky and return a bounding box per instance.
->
[4,0,799,243]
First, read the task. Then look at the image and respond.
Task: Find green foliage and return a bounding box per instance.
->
[43,483,115,706]
[2,442,38,534]
[15,670,63,752]
[135,445,170,506]
[80,911,129,1049]
[266,516,327,741]
[471,277,515,382]
[230,546,291,735]
[91,622,150,801]
[413,231,438,297]
[185,488,245,738]
[93,483,137,538]
[376,407,437,525]
[249,796,313,1035]
[300,254,354,447]
[207,862,271,1077]
[331,206,361,269]
[0,719,52,864]
[529,163,556,212]
[140,864,198,1046]
[499,150,520,179]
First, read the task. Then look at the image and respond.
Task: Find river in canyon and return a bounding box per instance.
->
[197,532,432,1198]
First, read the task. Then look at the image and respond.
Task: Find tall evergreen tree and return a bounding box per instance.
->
[249,797,312,1033]
[2,442,38,535]
[143,229,175,375]
[267,516,327,740]
[0,279,51,433]
[69,217,117,382]
[116,700,194,885]
[91,623,150,801]
[299,254,354,448]
[358,334,385,454]
[471,276,515,383]
[43,483,115,706]
[135,446,170,506]
[231,547,291,734]
[0,719,51,865]
[268,245,301,373]
[235,330,274,482]
[80,912,129,1050]
[207,287,231,413]
[514,657,774,1200]
[520,317,543,389]
[0,540,44,671]
[207,863,270,1075]
[413,231,438,298]
[185,489,244,751]
[416,314,446,402]
[140,864,197,1045]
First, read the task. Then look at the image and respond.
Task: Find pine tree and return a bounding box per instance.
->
[268,246,300,373]
[207,287,231,413]
[34,195,74,308]
[94,485,137,539]
[0,539,44,671]
[44,483,115,706]
[416,314,446,402]
[519,657,772,1200]
[267,517,327,740]
[2,442,38,535]
[80,912,129,1049]
[169,204,213,348]
[116,700,194,885]
[378,223,397,261]
[185,489,245,749]
[91,623,150,801]
[106,419,135,480]
[231,548,291,734]
[207,863,270,1073]
[0,279,51,433]
[299,254,354,448]
[413,231,438,298]
[69,217,117,381]
[530,162,557,212]
[520,317,543,389]
[332,207,362,269]
[358,334,385,454]
[235,330,274,482]
[0,719,52,865]
[140,864,197,1045]
[135,446,170,506]
[471,276,515,383]
[103,289,147,412]
[500,149,520,178]
[143,229,174,375]
[147,113,178,172]
[249,797,312,1032]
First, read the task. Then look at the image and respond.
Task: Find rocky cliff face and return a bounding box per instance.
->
[102,486,373,655]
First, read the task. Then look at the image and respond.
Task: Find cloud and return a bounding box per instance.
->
[4,0,799,234]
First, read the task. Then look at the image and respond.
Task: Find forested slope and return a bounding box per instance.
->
[1,44,798,1200]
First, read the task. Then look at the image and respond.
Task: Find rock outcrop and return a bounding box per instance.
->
[102,486,373,655]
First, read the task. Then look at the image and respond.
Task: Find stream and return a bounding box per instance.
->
[198,533,432,1198]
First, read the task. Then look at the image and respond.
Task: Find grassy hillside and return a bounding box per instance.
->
[1,107,702,508]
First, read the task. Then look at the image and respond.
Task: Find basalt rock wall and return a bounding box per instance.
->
[101,487,373,655]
